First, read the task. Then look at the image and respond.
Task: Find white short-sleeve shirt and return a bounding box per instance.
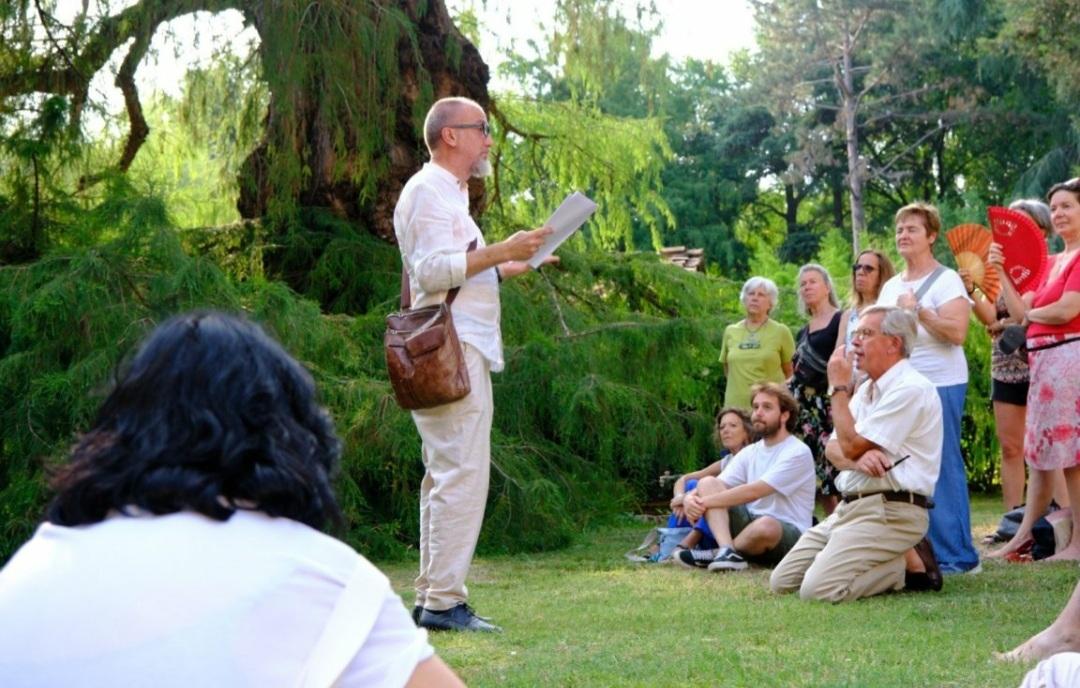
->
[0,511,433,687]
[719,435,816,532]
[394,162,503,371]
[833,358,944,497]
[876,268,971,386]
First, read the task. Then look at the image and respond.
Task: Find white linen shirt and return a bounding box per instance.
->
[394,162,503,371]
[833,358,944,497]
[0,511,433,687]
[876,269,972,386]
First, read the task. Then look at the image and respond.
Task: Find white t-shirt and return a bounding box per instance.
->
[719,435,816,531]
[0,511,433,687]
[876,268,971,386]
[833,358,943,497]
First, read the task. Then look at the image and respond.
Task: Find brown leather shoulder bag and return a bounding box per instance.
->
[384,240,477,410]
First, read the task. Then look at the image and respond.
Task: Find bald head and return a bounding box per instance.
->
[423,97,484,153]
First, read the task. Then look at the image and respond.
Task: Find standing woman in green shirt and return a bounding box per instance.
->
[720,276,795,409]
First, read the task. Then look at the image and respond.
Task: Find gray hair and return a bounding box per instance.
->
[740,276,780,313]
[1009,198,1052,234]
[860,305,916,358]
[423,97,482,153]
[796,263,840,317]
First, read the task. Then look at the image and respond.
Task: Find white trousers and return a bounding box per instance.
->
[411,343,493,611]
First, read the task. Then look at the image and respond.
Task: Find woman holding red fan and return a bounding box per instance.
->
[962,200,1067,515]
[989,179,1080,561]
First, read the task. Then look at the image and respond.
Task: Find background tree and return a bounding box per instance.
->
[0,0,486,265]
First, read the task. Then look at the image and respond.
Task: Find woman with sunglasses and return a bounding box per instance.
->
[789,264,843,514]
[961,199,1067,518]
[837,250,896,349]
[877,202,979,574]
[988,179,1080,561]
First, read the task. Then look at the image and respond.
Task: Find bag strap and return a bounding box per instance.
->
[795,335,830,375]
[913,265,947,302]
[400,238,479,309]
[294,559,388,688]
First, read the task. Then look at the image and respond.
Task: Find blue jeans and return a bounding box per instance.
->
[667,479,719,549]
[927,383,980,573]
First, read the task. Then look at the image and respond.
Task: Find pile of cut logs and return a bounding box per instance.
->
[658,246,704,272]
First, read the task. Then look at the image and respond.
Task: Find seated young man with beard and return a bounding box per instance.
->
[676,382,815,572]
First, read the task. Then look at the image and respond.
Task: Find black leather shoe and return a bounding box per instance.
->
[905,537,943,592]
[418,603,501,633]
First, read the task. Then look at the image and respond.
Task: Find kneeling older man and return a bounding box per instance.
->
[770,305,943,602]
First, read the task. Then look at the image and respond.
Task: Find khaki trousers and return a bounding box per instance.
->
[769,494,928,602]
[411,343,493,611]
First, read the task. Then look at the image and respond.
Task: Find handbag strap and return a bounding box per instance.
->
[913,265,947,302]
[795,335,830,376]
[294,559,388,688]
[400,238,479,309]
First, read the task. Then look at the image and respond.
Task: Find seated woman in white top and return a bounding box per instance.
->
[0,311,464,688]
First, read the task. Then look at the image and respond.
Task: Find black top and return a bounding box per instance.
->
[792,310,842,390]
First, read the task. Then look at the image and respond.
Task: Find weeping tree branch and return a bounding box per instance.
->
[0,0,242,124]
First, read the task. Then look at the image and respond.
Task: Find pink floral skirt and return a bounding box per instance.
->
[1025,335,1080,471]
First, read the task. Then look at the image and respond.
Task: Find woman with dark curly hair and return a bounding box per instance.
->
[0,312,463,687]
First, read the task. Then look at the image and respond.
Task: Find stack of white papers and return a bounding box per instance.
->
[527,192,598,268]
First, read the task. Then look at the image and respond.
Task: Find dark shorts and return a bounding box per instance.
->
[991,378,1028,406]
[728,504,803,567]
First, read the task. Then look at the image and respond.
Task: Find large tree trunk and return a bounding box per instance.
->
[236,0,490,242]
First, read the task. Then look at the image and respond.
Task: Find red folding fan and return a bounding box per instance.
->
[946,223,999,302]
[987,206,1049,293]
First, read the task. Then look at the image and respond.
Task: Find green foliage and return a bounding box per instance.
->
[0,174,752,562]
[491,96,674,250]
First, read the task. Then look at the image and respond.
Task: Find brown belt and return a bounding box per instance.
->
[840,490,933,509]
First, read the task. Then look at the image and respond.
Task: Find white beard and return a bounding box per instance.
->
[470,158,492,178]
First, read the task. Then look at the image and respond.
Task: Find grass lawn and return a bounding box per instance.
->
[378,494,1076,687]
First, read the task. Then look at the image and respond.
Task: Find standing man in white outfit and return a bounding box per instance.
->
[394,96,555,632]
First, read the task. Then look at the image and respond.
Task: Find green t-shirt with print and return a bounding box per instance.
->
[719,318,795,409]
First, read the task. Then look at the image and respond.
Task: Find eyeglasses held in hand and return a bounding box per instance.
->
[448,122,492,137]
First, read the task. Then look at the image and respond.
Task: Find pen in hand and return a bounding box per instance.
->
[885,455,910,472]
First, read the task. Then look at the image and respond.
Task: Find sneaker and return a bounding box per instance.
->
[707,546,748,571]
[676,547,720,569]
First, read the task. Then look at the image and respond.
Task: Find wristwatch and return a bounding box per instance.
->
[827,384,850,398]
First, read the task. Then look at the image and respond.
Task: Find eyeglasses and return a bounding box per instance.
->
[850,327,885,340]
[852,263,877,274]
[448,122,492,137]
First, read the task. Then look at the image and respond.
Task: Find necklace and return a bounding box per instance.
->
[739,319,766,350]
